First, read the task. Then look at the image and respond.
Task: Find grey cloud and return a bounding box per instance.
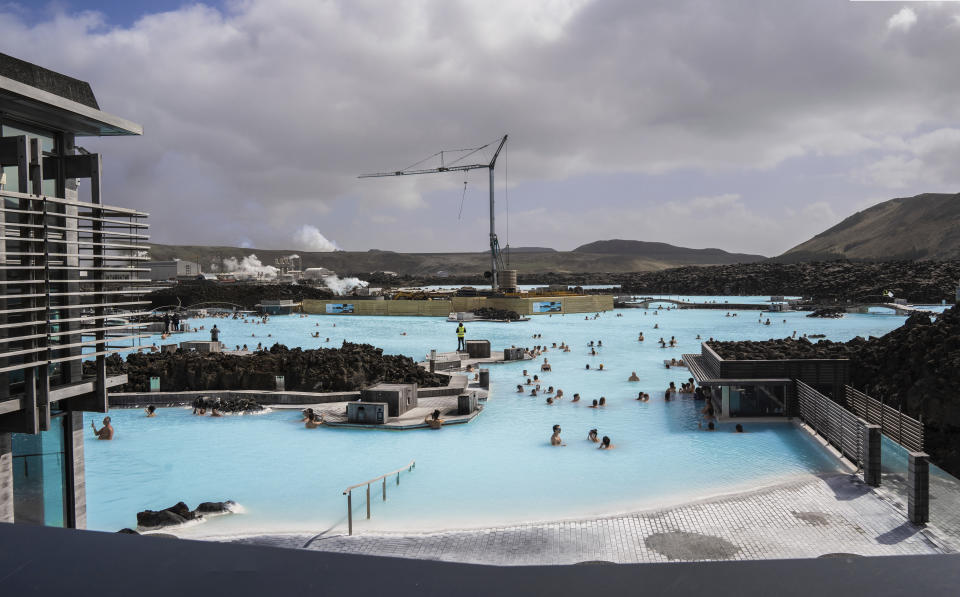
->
[0,0,958,254]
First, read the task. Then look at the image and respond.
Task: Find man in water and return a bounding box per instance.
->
[91,416,114,440]
[456,322,466,351]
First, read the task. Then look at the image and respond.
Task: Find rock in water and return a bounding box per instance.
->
[196,500,236,514]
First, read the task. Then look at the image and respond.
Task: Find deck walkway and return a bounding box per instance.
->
[230,473,947,565]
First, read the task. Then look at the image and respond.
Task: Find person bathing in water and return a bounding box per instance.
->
[587,429,599,443]
[91,416,113,440]
[551,424,565,446]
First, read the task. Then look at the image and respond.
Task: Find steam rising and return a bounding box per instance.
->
[222,254,279,279]
[323,275,368,295]
[293,226,338,252]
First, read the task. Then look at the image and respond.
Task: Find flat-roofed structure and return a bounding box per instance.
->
[147,259,200,281]
[0,53,148,528]
[684,342,850,420]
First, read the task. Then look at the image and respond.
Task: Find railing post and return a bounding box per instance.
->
[383,477,386,501]
[347,492,353,535]
[898,402,903,446]
[366,484,371,519]
[397,472,400,486]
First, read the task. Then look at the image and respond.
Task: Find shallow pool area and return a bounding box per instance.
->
[84,300,911,536]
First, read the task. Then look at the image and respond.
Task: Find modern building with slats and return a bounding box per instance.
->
[0,53,148,528]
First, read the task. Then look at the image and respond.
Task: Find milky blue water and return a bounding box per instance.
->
[84,298,911,537]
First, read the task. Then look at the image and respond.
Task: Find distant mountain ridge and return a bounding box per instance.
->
[147,238,763,276]
[779,192,960,261]
[574,239,765,264]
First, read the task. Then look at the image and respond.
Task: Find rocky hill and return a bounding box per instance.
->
[93,342,447,393]
[616,260,960,303]
[779,193,960,261]
[574,239,764,264]
[148,281,333,310]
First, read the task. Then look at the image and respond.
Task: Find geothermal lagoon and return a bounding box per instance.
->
[84,298,918,537]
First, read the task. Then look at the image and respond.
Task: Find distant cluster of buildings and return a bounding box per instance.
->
[146,258,338,284]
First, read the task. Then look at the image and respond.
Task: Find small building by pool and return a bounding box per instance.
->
[684,343,850,421]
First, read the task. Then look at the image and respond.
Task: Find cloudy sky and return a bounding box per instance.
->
[3,0,960,256]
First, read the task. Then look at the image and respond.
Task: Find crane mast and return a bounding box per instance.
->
[359,134,508,292]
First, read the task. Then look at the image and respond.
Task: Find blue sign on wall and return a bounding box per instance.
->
[533,301,562,313]
[325,303,355,314]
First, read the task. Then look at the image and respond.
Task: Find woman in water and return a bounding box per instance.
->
[516,384,524,393]
[144,405,157,417]
[572,393,581,402]
[545,397,554,405]
[599,436,613,449]
[589,399,599,408]
[598,397,606,406]
[587,429,599,443]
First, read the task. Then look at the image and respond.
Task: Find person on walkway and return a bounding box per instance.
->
[456,322,467,351]
[210,324,220,343]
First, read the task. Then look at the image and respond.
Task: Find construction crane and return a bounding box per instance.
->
[359,134,509,292]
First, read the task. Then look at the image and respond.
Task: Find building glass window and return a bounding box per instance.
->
[11,413,69,527]
[727,384,787,417]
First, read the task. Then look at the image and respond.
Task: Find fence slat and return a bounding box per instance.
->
[844,386,923,451]
[798,381,864,465]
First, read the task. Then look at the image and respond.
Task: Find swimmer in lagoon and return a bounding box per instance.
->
[598,397,606,406]
[599,436,613,449]
[550,425,565,446]
[628,371,640,381]
[145,405,156,417]
[590,399,599,408]
[572,393,581,402]
[587,429,599,443]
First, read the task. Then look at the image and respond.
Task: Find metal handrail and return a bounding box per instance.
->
[342,459,416,535]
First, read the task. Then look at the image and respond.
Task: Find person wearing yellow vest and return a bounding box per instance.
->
[456,322,467,351]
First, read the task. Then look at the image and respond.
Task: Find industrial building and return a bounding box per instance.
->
[147,259,201,281]
[0,53,148,527]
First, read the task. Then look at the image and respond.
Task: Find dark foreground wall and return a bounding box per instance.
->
[1,523,958,597]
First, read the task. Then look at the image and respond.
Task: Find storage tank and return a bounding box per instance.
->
[498,269,518,293]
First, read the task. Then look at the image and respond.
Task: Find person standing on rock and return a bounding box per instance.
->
[456,322,466,351]
[210,324,220,344]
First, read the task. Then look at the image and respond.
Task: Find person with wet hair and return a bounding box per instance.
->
[145,405,157,417]
[551,425,565,446]
[587,429,599,443]
[599,436,613,449]
[590,399,599,408]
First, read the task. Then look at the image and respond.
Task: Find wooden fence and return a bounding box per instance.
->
[797,381,864,467]
[844,386,924,452]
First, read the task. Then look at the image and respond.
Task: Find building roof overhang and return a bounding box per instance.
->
[0,74,142,136]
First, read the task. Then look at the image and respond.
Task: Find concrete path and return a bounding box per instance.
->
[230,473,948,565]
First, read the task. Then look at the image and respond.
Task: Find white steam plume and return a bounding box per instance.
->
[293,226,338,252]
[222,254,279,279]
[323,275,368,295]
